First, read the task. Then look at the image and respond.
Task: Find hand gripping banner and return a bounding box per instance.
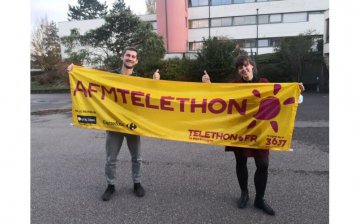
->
[69,65,301,151]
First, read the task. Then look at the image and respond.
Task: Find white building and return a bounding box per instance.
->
[323,9,329,67]
[58,0,329,59]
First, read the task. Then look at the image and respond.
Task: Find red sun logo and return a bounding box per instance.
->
[247,84,295,133]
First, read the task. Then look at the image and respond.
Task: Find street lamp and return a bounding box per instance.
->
[208,0,211,38]
[256,8,259,60]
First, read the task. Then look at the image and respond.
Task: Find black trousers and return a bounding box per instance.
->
[234,151,269,200]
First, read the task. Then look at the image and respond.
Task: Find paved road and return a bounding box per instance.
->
[31,93,72,113]
[31,93,329,224]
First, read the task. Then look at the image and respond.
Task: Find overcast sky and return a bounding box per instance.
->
[31,0,147,28]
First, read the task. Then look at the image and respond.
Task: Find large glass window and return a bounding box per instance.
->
[237,38,280,48]
[269,14,282,23]
[211,0,221,5]
[189,0,208,7]
[211,18,221,27]
[270,38,280,47]
[198,19,209,28]
[283,12,308,23]
[325,18,329,43]
[245,16,256,25]
[258,15,269,24]
[211,18,232,27]
[233,16,256,25]
[189,42,203,51]
[233,17,245,25]
[200,0,209,5]
[258,39,269,47]
[244,39,256,48]
[221,18,232,26]
[151,22,157,30]
[189,19,209,28]
[211,0,231,5]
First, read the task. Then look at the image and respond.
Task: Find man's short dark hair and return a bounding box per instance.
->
[122,47,138,57]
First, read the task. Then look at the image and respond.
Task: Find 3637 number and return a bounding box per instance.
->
[265,137,287,147]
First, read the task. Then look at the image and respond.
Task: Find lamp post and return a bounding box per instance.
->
[208,0,211,38]
[256,8,259,60]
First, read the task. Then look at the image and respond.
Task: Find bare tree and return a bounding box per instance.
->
[31,17,61,70]
[145,0,156,14]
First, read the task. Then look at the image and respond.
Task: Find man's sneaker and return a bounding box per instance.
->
[102,184,115,201]
[134,183,145,197]
[254,198,275,216]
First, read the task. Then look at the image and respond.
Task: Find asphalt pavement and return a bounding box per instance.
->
[31,92,329,224]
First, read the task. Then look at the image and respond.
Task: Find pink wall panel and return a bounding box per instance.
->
[156,0,188,53]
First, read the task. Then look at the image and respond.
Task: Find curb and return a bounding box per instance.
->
[31,108,72,115]
[31,89,70,94]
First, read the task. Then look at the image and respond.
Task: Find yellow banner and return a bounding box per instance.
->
[69,65,301,151]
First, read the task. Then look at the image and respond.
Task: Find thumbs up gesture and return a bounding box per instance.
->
[153,69,160,80]
[202,70,211,83]
[67,63,74,72]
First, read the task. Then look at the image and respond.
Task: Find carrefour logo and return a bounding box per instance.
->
[126,123,137,130]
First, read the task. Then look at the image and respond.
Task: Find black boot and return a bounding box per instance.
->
[102,184,115,201]
[254,198,275,216]
[134,183,145,197]
[238,191,249,208]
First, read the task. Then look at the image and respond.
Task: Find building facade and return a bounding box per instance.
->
[58,0,329,59]
[323,9,329,68]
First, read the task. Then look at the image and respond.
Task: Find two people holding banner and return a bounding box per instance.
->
[202,55,305,216]
[68,47,304,214]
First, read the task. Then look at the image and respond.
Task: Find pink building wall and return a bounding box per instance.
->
[156,0,188,53]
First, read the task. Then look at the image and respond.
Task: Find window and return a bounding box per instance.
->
[189,19,209,28]
[244,39,256,48]
[270,38,280,47]
[283,12,308,23]
[234,0,256,3]
[269,14,282,23]
[258,15,269,24]
[151,22,157,30]
[198,0,209,5]
[258,39,269,47]
[198,19,209,28]
[189,42,203,51]
[211,0,231,5]
[212,0,221,5]
[222,18,232,26]
[325,18,329,43]
[234,17,245,25]
[237,38,280,48]
[308,11,323,14]
[245,16,256,25]
[211,18,232,27]
[234,16,256,25]
[211,19,221,27]
[189,0,208,7]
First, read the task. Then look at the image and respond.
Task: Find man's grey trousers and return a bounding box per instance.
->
[105,131,142,185]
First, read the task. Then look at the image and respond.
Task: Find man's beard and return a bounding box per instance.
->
[123,62,134,69]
